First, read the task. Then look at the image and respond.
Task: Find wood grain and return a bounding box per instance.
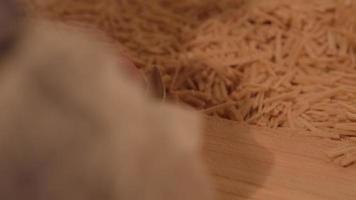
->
[203,117,356,200]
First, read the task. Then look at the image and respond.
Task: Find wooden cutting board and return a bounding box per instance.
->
[203,117,356,200]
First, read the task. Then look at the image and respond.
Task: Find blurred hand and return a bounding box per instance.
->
[0,20,212,200]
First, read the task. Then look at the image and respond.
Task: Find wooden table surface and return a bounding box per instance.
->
[203,117,356,200]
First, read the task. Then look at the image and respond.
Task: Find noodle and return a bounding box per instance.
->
[25,0,356,166]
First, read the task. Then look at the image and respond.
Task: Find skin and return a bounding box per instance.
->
[0,20,212,200]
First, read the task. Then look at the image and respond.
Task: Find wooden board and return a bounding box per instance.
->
[203,117,356,200]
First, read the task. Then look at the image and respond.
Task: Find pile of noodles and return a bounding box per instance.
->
[25,0,356,166]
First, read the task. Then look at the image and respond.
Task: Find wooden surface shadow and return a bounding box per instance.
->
[202,117,274,200]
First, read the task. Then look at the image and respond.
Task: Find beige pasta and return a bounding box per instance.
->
[26,0,356,166]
